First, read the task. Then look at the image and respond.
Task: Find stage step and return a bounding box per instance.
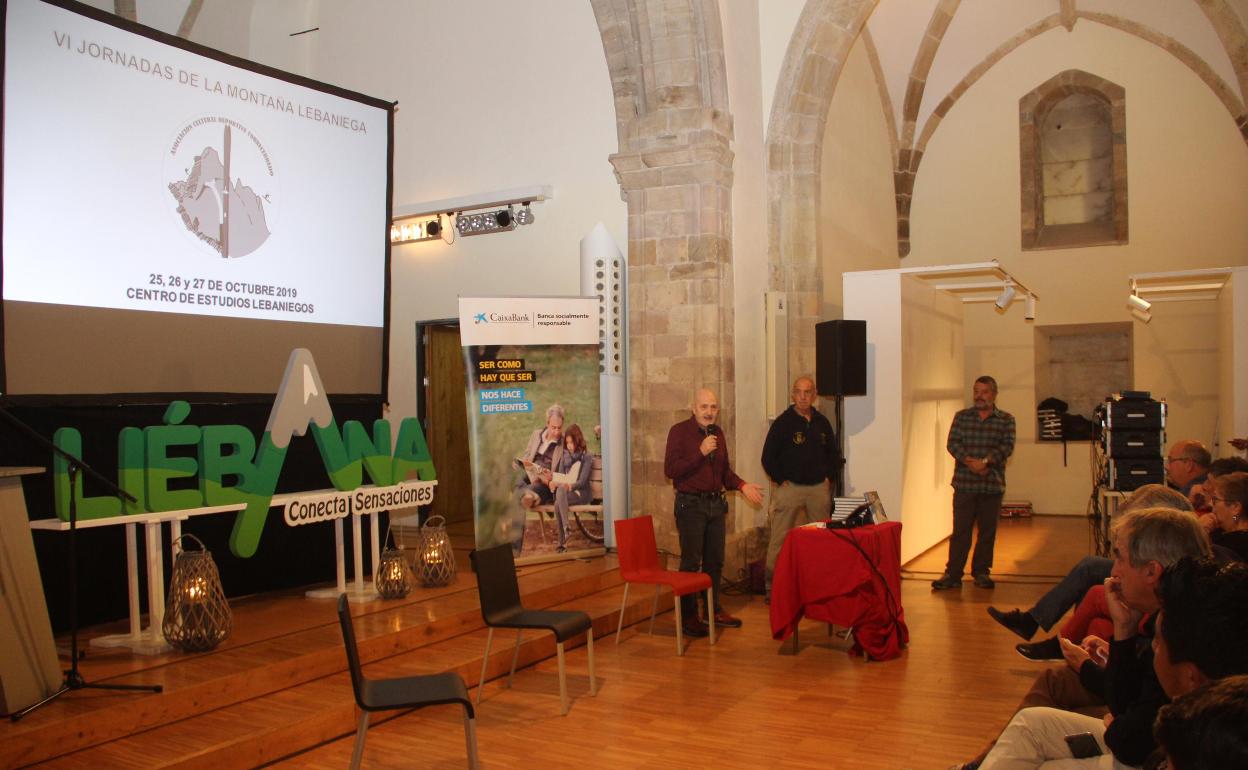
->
[4,555,689,768]
[37,586,666,769]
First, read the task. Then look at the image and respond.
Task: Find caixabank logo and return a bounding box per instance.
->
[166,115,277,258]
[51,350,436,557]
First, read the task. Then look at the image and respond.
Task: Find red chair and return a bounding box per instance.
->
[613,515,714,655]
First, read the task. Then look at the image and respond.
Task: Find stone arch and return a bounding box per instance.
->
[915,14,1247,164]
[589,0,736,538]
[766,0,878,380]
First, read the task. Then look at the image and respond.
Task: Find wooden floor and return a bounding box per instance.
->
[5,515,1098,770]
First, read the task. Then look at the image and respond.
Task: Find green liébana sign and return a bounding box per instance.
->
[50,350,436,557]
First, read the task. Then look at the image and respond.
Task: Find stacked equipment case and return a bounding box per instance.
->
[1098,393,1166,492]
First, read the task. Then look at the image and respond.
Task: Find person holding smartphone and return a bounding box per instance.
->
[973,508,1210,769]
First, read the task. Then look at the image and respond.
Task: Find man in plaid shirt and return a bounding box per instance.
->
[933,375,1015,590]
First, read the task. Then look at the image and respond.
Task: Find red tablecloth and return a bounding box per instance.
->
[768,521,909,660]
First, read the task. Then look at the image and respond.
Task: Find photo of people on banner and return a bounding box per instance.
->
[459,297,604,562]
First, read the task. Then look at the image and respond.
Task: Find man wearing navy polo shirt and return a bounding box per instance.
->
[664,388,764,637]
[933,375,1015,590]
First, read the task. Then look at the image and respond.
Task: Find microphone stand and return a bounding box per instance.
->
[0,405,162,722]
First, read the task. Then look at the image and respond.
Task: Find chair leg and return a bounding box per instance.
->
[556,640,569,715]
[674,594,684,656]
[706,586,715,646]
[464,711,480,770]
[587,628,596,696]
[616,582,629,644]
[507,628,523,687]
[648,585,660,635]
[349,710,369,770]
[476,627,494,705]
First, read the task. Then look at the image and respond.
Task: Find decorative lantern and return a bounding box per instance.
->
[416,515,457,587]
[374,537,411,599]
[163,534,231,652]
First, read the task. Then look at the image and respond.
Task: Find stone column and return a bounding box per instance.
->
[610,115,736,551]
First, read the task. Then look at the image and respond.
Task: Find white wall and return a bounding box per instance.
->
[1218,269,1248,454]
[844,271,965,563]
[196,1,626,423]
[844,271,904,529]
[820,35,901,320]
[907,22,1248,513]
[757,0,806,126]
[898,278,964,562]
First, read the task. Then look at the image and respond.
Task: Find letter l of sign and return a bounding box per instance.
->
[228,349,333,557]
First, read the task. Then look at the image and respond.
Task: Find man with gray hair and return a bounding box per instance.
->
[512,403,566,554]
[761,375,837,600]
[988,484,1192,642]
[1165,439,1211,498]
[665,388,764,637]
[976,507,1211,769]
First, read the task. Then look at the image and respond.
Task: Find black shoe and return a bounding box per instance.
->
[681,619,710,639]
[987,606,1038,640]
[931,575,962,590]
[713,611,743,628]
[1015,636,1063,661]
[973,573,996,589]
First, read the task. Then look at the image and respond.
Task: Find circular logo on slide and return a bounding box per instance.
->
[165,116,278,258]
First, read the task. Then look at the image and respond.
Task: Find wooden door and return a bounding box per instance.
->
[423,324,474,526]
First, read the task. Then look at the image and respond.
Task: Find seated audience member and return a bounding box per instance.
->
[988,484,1191,642]
[1152,676,1248,770]
[1190,456,1248,522]
[1017,471,1247,663]
[974,508,1210,770]
[1148,558,1248,769]
[1206,471,1248,561]
[1165,439,1210,500]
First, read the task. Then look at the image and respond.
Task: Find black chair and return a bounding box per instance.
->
[471,543,597,715]
[337,594,480,769]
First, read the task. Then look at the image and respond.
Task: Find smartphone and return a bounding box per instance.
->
[1064,732,1103,759]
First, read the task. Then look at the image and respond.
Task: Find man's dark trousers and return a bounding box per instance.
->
[946,489,1003,579]
[675,492,726,617]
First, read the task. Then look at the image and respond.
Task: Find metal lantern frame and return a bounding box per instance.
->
[375,524,412,599]
[415,514,457,587]
[163,533,232,652]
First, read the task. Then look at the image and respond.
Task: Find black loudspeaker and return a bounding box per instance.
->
[815,320,867,397]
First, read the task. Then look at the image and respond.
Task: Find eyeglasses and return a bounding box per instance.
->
[1165,456,1191,465]
[1209,496,1225,505]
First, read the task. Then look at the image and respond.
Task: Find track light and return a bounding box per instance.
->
[1127,293,1151,313]
[515,201,535,225]
[994,281,1016,310]
[1131,307,1152,324]
[389,214,443,244]
[455,208,518,237]
[1024,293,1036,321]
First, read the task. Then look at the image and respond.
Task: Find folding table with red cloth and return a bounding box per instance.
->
[768,521,909,661]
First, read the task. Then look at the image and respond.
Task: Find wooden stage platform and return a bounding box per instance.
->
[3,515,1097,768]
[1,550,650,768]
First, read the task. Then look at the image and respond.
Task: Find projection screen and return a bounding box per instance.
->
[1,0,394,398]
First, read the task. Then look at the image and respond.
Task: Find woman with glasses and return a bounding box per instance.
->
[1209,471,1248,561]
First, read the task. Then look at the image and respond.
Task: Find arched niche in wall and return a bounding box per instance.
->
[1020,70,1127,251]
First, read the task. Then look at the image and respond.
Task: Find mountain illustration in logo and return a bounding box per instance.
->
[168,124,270,258]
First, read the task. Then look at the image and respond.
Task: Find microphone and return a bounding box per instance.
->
[703,424,717,462]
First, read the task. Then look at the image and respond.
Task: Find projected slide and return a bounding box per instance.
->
[2,0,388,328]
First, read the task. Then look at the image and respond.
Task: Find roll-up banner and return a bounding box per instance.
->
[458,297,604,563]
